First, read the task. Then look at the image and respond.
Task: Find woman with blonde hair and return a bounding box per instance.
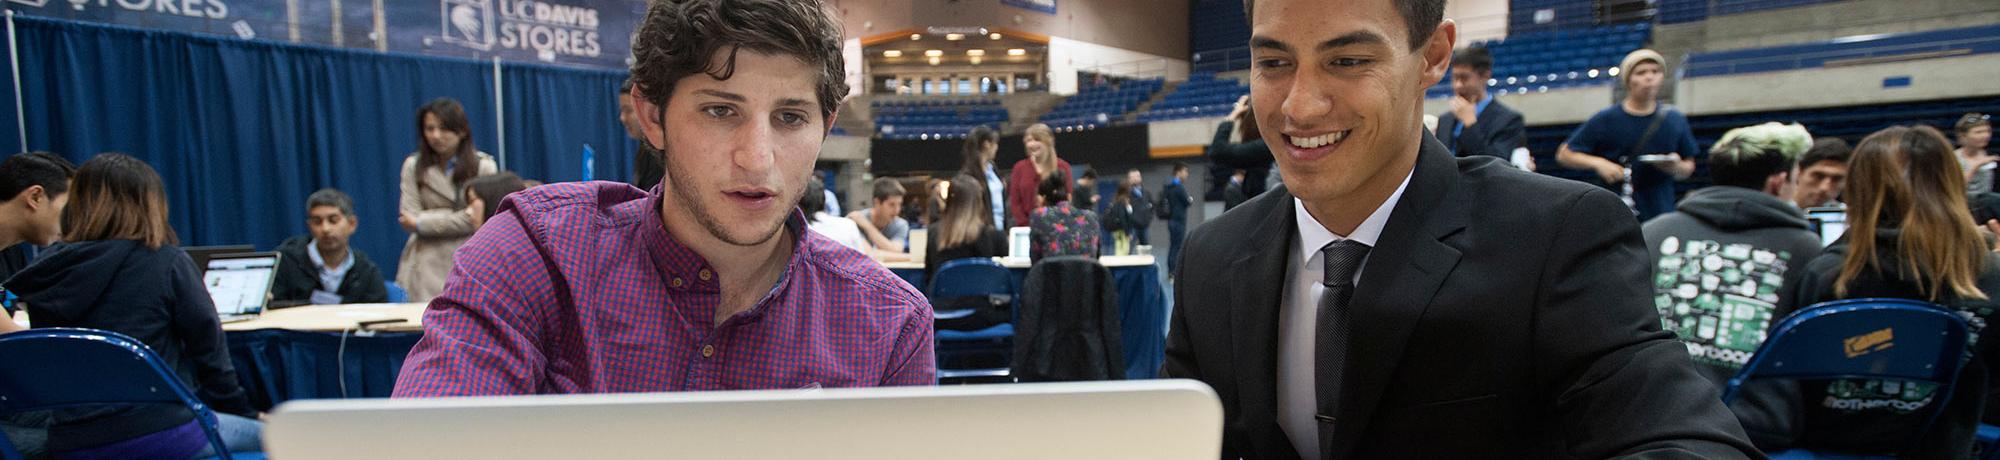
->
[1005,124,1072,227]
[1782,125,2000,458]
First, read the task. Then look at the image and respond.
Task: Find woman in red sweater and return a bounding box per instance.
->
[1006,123,1071,227]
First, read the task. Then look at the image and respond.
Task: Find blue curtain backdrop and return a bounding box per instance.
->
[8,16,633,278]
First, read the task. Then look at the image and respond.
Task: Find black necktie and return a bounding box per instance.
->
[1315,240,1372,428]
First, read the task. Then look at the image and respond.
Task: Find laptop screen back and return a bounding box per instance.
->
[1806,207,1846,247]
[205,253,279,315]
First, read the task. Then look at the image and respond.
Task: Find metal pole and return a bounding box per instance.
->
[493,56,506,170]
[7,10,25,152]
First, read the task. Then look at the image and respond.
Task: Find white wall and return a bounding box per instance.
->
[1047,36,1191,95]
[1679,53,2000,115]
[1447,0,1511,45]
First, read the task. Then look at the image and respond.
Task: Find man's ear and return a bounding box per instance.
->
[17,185,45,212]
[633,85,669,151]
[1420,20,1459,90]
[823,107,841,137]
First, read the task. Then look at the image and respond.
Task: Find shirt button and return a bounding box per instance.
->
[698,269,713,281]
[671,277,685,288]
[701,345,715,358]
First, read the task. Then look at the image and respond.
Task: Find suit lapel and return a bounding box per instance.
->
[1324,134,1469,460]
[1227,188,1298,455]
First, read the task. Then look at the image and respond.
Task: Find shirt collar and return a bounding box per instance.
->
[1474,94,1494,115]
[1293,169,1413,262]
[306,239,354,273]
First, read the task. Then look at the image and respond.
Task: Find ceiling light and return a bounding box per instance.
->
[910,34,922,40]
[928,56,941,65]
[945,33,964,41]
[883,50,902,57]
[990,33,1002,40]
[970,57,982,65]
[1607,67,1620,77]
[1008,48,1026,56]
[966,49,986,56]
[924,49,943,57]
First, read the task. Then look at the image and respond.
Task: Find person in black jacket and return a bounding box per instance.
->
[271,188,387,306]
[4,153,261,459]
[1781,125,2000,458]
[1207,95,1272,202]
[1160,162,1194,273]
[1435,46,1526,164]
[924,175,1007,281]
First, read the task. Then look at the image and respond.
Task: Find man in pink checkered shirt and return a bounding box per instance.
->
[393,0,935,396]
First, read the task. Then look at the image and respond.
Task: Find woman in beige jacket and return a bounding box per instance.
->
[396,98,497,302]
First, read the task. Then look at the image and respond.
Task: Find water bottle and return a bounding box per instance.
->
[581,144,596,182]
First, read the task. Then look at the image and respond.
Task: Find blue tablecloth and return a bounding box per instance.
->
[226,329,420,411]
[893,263,1168,380]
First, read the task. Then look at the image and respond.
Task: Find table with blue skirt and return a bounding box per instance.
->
[883,255,1168,381]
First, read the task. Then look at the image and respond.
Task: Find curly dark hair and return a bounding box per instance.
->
[628,0,848,128]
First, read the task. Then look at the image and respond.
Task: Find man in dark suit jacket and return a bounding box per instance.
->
[1160,162,1194,273]
[1435,46,1526,163]
[1163,1,1758,458]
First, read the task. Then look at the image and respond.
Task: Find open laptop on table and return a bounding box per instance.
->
[203,252,279,323]
[183,244,254,276]
[267,379,1223,459]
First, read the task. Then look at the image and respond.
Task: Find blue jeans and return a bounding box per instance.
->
[191,413,262,458]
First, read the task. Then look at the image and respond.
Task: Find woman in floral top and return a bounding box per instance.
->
[1030,173,1100,262]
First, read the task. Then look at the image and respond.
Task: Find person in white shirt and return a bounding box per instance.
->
[804,177,867,252]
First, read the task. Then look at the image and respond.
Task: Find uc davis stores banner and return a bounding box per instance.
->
[3,0,645,69]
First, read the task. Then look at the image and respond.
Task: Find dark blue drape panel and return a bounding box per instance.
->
[13,17,629,278]
[500,63,631,184]
[0,34,17,156]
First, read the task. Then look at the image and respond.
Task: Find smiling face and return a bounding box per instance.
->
[1248,0,1453,211]
[636,50,834,247]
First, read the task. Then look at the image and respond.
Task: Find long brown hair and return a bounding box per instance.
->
[934,175,990,249]
[1237,105,1262,142]
[62,153,177,249]
[1837,125,1987,301]
[415,98,479,190]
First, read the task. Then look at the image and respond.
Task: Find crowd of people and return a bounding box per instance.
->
[0,0,1997,458]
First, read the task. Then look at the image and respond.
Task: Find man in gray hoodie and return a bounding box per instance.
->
[1643,122,1820,451]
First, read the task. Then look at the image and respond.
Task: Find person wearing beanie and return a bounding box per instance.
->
[1640,122,1821,451]
[1557,48,1703,222]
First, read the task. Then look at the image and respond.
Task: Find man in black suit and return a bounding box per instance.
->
[1434,46,1526,164]
[1162,0,1760,458]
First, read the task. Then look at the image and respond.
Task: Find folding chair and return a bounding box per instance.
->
[1723,298,1972,458]
[926,258,1018,383]
[0,328,243,460]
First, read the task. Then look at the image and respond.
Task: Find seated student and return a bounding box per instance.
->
[1641,122,1821,450]
[0,153,75,328]
[1782,125,2000,458]
[1029,174,1099,263]
[393,0,933,396]
[272,189,388,306]
[461,172,529,228]
[6,153,260,459]
[1794,138,1852,209]
[802,176,868,253]
[0,152,76,458]
[923,175,1006,281]
[847,177,910,252]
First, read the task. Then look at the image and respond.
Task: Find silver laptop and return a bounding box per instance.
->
[202,252,279,323]
[267,380,1223,459]
[1805,206,1846,247]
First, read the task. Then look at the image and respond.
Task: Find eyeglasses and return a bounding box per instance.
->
[1960,113,1992,130]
